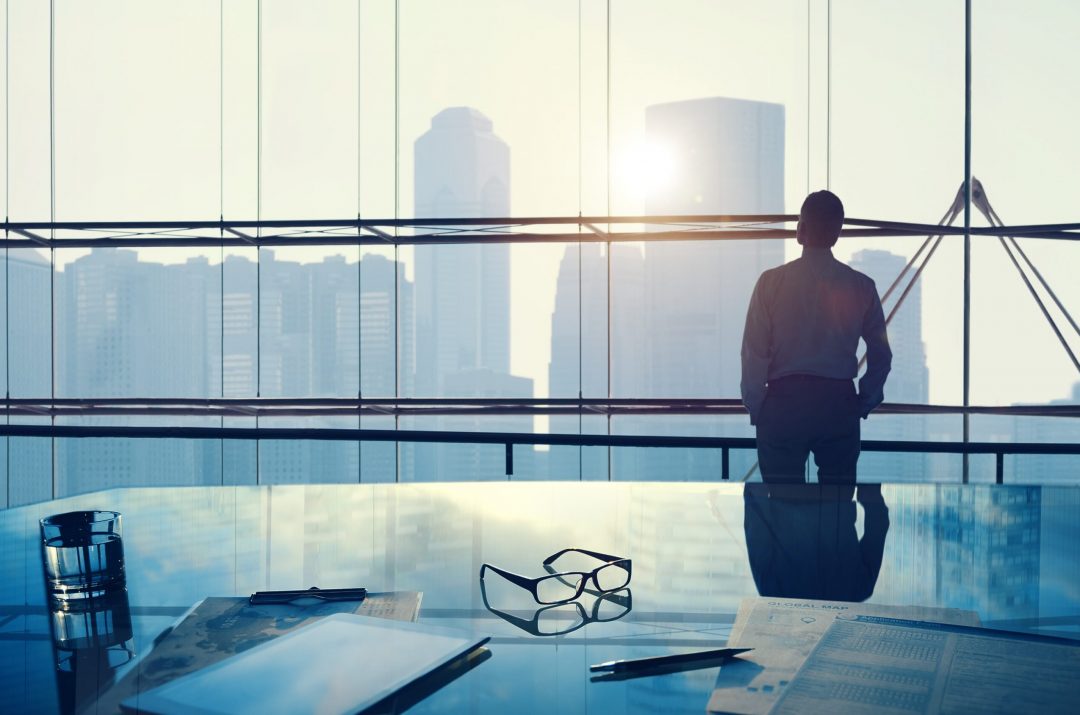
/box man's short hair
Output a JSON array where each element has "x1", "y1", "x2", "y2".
[{"x1": 798, "y1": 190, "x2": 845, "y2": 248}]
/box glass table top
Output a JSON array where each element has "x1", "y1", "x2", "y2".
[{"x1": 1, "y1": 482, "x2": 1078, "y2": 714}]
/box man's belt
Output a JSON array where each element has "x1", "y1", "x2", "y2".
[{"x1": 768, "y1": 373, "x2": 852, "y2": 386}]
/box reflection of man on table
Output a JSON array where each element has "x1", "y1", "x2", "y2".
[
  {"x1": 740, "y1": 190, "x2": 892, "y2": 483},
  {"x1": 743, "y1": 483, "x2": 890, "y2": 602}
]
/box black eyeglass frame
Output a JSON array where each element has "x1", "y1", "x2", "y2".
[{"x1": 479, "y1": 548, "x2": 632, "y2": 605}]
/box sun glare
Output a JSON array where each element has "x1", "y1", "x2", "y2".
[{"x1": 616, "y1": 139, "x2": 677, "y2": 202}]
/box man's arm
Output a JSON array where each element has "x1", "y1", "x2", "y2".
[
  {"x1": 740, "y1": 275, "x2": 771, "y2": 425},
  {"x1": 857, "y1": 280, "x2": 892, "y2": 418}
]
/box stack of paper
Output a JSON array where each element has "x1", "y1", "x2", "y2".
[
  {"x1": 770, "y1": 615, "x2": 1080, "y2": 714},
  {"x1": 707, "y1": 597, "x2": 980, "y2": 714}
]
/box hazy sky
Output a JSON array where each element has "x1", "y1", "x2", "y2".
[{"x1": 1, "y1": 0, "x2": 1077, "y2": 409}]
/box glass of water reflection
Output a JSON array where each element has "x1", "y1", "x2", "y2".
[{"x1": 40, "y1": 511, "x2": 126, "y2": 603}]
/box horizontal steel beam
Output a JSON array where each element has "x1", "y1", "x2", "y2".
[
  {"x1": 3, "y1": 398, "x2": 1078, "y2": 419},
  {"x1": 1, "y1": 424, "x2": 1078, "y2": 456},
  {"x1": 1, "y1": 215, "x2": 1076, "y2": 249}
]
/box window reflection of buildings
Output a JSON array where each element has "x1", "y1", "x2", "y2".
[
  {"x1": 936, "y1": 486, "x2": 1040, "y2": 622},
  {"x1": 878, "y1": 485, "x2": 1041, "y2": 623}
]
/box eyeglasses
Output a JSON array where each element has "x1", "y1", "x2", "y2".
[
  {"x1": 480, "y1": 578, "x2": 632, "y2": 637},
  {"x1": 479, "y1": 548, "x2": 632, "y2": 605}
]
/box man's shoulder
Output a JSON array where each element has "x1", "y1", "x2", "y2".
[
  {"x1": 758, "y1": 261, "x2": 793, "y2": 282},
  {"x1": 842, "y1": 263, "x2": 878, "y2": 291}
]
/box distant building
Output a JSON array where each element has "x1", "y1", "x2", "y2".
[
  {"x1": 4, "y1": 249, "x2": 53, "y2": 506},
  {"x1": 636, "y1": 97, "x2": 785, "y2": 479},
  {"x1": 547, "y1": 243, "x2": 644, "y2": 479},
  {"x1": 55, "y1": 250, "x2": 218, "y2": 496},
  {"x1": 643, "y1": 97, "x2": 785, "y2": 396},
  {"x1": 413, "y1": 107, "x2": 512, "y2": 396},
  {"x1": 411, "y1": 107, "x2": 531, "y2": 481}
]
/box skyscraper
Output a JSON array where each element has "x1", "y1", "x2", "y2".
[
  {"x1": 630, "y1": 97, "x2": 785, "y2": 479},
  {"x1": 643, "y1": 97, "x2": 786, "y2": 398},
  {"x1": 413, "y1": 107, "x2": 512, "y2": 396},
  {"x1": 411, "y1": 107, "x2": 531, "y2": 480}
]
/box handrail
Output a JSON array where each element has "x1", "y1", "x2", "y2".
[{"x1": 2, "y1": 423, "x2": 1076, "y2": 484}]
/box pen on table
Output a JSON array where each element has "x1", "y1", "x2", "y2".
[{"x1": 590, "y1": 647, "x2": 753, "y2": 673}]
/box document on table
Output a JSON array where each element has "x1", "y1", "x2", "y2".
[
  {"x1": 771, "y1": 615, "x2": 1080, "y2": 715},
  {"x1": 707, "y1": 598, "x2": 980, "y2": 714}
]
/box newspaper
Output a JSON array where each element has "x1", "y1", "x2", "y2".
[
  {"x1": 772, "y1": 615, "x2": 1080, "y2": 714},
  {"x1": 707, "y1": 597, "x2": 980, "y2": 714}
]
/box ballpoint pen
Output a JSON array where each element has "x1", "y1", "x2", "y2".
[
  {"x1": 248, "y1": 586, "x2": 367, "y2": 605},
  {"x1": 590, "y1": 647, "x2": 753, "y2": 673}
]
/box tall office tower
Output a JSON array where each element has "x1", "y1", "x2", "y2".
[
  {"x1": 412, "y1": 107, "x2": 530, "y2": 481},
  {"x1": 414, "y1": 107, "x2": 511, "y2": 396},
  {"x1": 548, "y1": 243, "x2": 645, "y2": 479},
  {"x1": 638, "y1": 97, "x2": 785, "y2": 479},
  {"x1": 850, "y1": 249, "x2": 930, "y2": 481},
  {"x1": 3, "y1": 250, "x2": 53, "y2": 506}
]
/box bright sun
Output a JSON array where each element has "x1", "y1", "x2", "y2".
[{"x1": 616, "y1": 139, "x2": 677, "y2": 203}]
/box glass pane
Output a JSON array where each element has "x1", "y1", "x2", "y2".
[
  {"x1": 831, "y1": 0, "x2": 964, "y2": 419},
  {"x1": 970, "y1": 4, "x2": 1079, "y2": 425},
  {"x1": 54, "y1": 0, "x2": 219, "y2": 221}
]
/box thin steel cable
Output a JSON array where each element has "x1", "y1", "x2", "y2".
[
  {"x1": 4, "y1": 0, "x2": 8, "y2": 506},
  {"x1": 577, "y1": 0, "x2": 583, "y2": 480},
  {"x1": 1007, "y1": 236, "x2": 1080, "y2": 339},
  {"x1": 859, "y1": 202, "x2": 961, "y2": 370},
  {"x1": 880, "y1": 234, "x2": 933, "y2": 305},
  {"x1": 978, "y1": 196, "x2": 1080, "y2": 342},
  {"x1": 255, "y1": 0, "x2": 261, "y2": 484},
  {"x1": 806, "y1": 0, "x2": 810, "y2": 194},
  {"x1": 393, "y1": 0, "x2": 399, "y2": 483},
  {"x1": 883, "y1": 235, "x2": 944, "y2": 331},
  {"x1": 826, "y1": 0, "x2": 831, "y2": 189},
  {"x1": 974, "y1": 185, "x2": 1080, "y2": 355},
  {"x1": 962, "y1": 0, "x2": 973, "y2": 483},
  {"x1": 219, "y1": 0, "x2": 225, "y2": 485},
  {"x1": 362, "y1": 0, "x2": 367, "y2": 483},
  {"x1": 49, "y1": 0, "x2": 55, "y2": 498},
  {"x1": 997, "y1": 236, "x2": 1080, "y2": 374},
  {"x1": 880, "y1": 202, "x2": 956, "y2": 304},
  {"x1": 605, "y1": 0, "x2": 611, "y2": 481}
]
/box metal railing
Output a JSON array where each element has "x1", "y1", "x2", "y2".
[{"x1": 3, "y1": 420, "x2": 1078, "y2": 485}]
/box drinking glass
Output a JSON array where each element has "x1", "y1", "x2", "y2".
[{"x1": 40, "y1": 511, "x2": 126, "y2": 603}]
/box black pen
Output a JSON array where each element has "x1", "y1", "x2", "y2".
[{"x1": 590, "y1": 647, "x2": 752, "y2": 673}]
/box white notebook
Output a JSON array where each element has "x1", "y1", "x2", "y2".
[{"x1": 121, "y1": 613, "x2": 489, "y2": 715}]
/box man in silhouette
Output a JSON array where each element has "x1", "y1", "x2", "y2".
[{"x1": 741, "y1": 190, "x2": 891, "y2": 483}]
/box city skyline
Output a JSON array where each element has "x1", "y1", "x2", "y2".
[{"x1": 2, "y1": 95, "x2": 1076, "y2": 496}]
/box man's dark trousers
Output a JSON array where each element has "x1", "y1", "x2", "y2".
[{"x1": 756, "y1": 375, "x2": 860, "y2": 484}]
